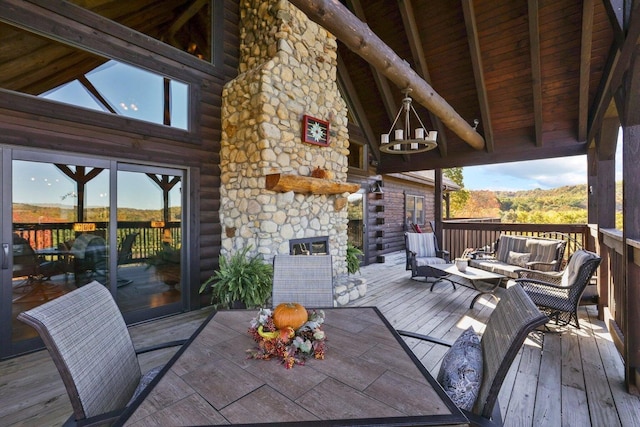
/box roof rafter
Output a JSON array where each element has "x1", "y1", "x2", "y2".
[
  {"x1": 461, "y1": 0, "x2": 493, "y2": 152},
  {"x1": 579, "y1": 0, "x2": 594, "y2": 142},
  {"x1": 397, "y1": 0, "x2": 448, "y2": 157},
  {"x1": 348, "y1": 0, "x2": 398, "y2": 121},
  {"x1": 337, "y1": 55, "x2": 381, "y2": 161},
  {"x1": 289, "y1": 0, "x2": 485, "y2": 151},
  {"x1": 527, "y1": 0, "x2": 543, "y2": 147}
]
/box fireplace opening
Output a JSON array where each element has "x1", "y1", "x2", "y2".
[{"x1": 289, "y1": 236, "x2": 329, "y2": 255}]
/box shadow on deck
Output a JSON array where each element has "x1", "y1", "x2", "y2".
[{"x1": 1, "y1": 251, "x2": 638, "y2": 426}]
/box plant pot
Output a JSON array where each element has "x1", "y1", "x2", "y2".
[{"x1": 455, "y1": 258, "x2": 468, "y2": 272}]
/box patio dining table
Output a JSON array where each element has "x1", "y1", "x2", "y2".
[{"x1": 116, "y1": 307, "x2": 469, "y2": 426}]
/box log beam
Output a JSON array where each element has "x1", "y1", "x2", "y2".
[
  {"x1": 265, "y1": 173, "x2": 360, "y2": 195},
  {"x1": 289, "y1": 0, "x2": 485, "y2": 151}
]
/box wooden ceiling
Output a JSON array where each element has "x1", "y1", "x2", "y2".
[
  {"x1": 0, "y1": 0, "x2": 627, "y2": 176},
  {"x1": 333, "y1": 0, "x2": 619, "y2": 174}
]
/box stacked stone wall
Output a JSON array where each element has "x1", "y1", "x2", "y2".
[{"x1": 220, "y1": 0, "x2": 351, "y2": 275}]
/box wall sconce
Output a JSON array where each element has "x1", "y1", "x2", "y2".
[{"x1": 370, "y1": 180, "x2": 384, "y2": 194}]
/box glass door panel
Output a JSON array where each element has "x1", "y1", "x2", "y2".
[
  {"x1": 116, "y1": 169, "x2": 182, "y2": 315},
  {"x1": 10, "y1": 159, "x2": 109, "y2": 344}
]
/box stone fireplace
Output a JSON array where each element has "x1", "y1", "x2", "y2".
[{"x1": 219, "y1": 0, "x2": 357, "y2": 277}]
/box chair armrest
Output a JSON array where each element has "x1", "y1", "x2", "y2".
[
  {"x1": 526, "y1": 260, "x2": 559, "y2": 270},
  {"x1": 135, "y1": 339, "x2": 187, "y2": 355},
  {"x1": 437, "y1": 250, "x2": 450, "y2": 263},
  {"x1": 515, "y1": 278, "x2": 571, "y2": 292},
  {"x1": 397, "y1": 330, "x2": 452, "y2": 347},
  {"x1": 516, "y1": 269, "x2": 562, "y2": 284}
]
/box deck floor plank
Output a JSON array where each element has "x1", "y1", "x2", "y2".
[{"x1": 1, "y1": 251, "x2": 638, "y2": 427}]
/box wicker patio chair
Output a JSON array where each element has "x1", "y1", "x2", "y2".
[
  {"x1": 398, "y1": 285, "x2": 548, "y2": 426},
  {"x1": 17, "y1": 281, "x2": 186, "y2": 426},
  {"x1": 272, "y1": 254, "x2": 334, "y2": 308},
  {"x1": 515, "y1": 249, "x2": 601, "y2": 329},
  {"x1": 405, "y1": 232, "x2": 451, "y2": 283}
]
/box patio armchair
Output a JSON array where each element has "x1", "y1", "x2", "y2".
[
  {"x1": 272, "y1": 254, "x2": 334, "y2": 308},
  {"x1": 398, "y1": 285, "x2": 548, "y2": 426},
  {"x1": 405, "y1": 231, "x2": 450, "y2": 281},
  {"x1": 515, "y1": 249, "x2": 601, "y2": 329},
  {"x1": 17, "y1": 281, "x2": 186, "y2": 427}
]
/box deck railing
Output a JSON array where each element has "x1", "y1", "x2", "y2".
[
  {"x1": 441, "y1": 220, "x2": 590, "y2": 265},
  {"x1": 13, "y1": 221, "x2": 182, "y2": 261}
]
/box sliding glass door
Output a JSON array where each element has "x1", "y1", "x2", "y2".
[{"x1": 1, "y1": 149, "x2": 186, "y2": 358}]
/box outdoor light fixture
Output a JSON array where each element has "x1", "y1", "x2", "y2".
[{"x1": 380, "y1": 88, "x2": 438, "y2": 154}]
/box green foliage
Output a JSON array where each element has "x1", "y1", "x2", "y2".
[
  {"x1": 346, "y1": 243, "x2": 363, "y2": 274},
  {"x1": 444, "y1": 168, "x2": 470, "y2": 215},
  {"x1": 451, "y1": 183, "x2": 626, "y2": 226},
  {"x1": 199, "y1": 246, "x2": 273, "y2": 309}
]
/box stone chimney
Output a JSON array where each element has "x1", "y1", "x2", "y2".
[{"x1": 219, "y1": 0, "x2": 354, "y2": 275}]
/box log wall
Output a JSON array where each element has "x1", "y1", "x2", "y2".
[{"x1": 0, "y1": 0, "x2": 240, "y2": 308}]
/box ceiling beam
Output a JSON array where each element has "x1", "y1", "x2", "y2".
[
  {"x1": 348, "y1": 0, "x2": 398, "y2": 121},
  {"x1": 289, "y1": 0, "x2": 486, "y2": 151},
  {"x1": 337, "y1": 55, "x2": 380, "y2": 161},
  {"x1": 579, "y1": 0, "x2": 594, "y2": 142},
  {"x1": 397, "y1": 0, "x2": 448, "y2": 157},
  {"x1": 588, "y1": 1, "x2": 640, "y2": 143},
  {"x1": 527, "y1": 0, "x2": 543, "y2": 147},
  {"x1": 461, "y1": 0, "x2": 493, "y2": 152}
]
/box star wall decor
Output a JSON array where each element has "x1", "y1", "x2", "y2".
[{"x1": 302, "y1": 115, "x2": 329, "y2": 146}]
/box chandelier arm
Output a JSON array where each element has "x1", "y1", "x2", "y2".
[
  {"x1": 387, "y1": 106, "x2": 405, "y2": 134},
  {"x1": 410, "y1": 104, "x2": 428, "y2": 132}
]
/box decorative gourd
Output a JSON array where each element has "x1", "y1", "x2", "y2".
[{"x1": 273, "y1": 303, "x2": 308, "y2": 330}]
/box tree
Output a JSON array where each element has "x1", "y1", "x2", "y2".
[{"x1": 443, "y1": 167, "x2": 469, "y2": 217}]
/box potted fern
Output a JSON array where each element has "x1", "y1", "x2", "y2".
[
  {"x1": 199, "y1": 246, "x2": 273, "y2": 309},
  {"x1": 346, "y1": 243, "x2": 363, "y2": 274}
]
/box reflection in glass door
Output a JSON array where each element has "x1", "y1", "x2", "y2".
[
  {"x1": 9, "y1": 158, "x2": 109, "y2": 349},
  {"x1": 2, "y1": 151, "x2": 186, "y2": 358},
  {"x1": 116, "y1": 168, "x2": 183, "y2": 317}
]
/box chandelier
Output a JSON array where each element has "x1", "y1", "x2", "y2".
[{"x1": 380, "y1": 88, "x2": 438, "y2": 154}]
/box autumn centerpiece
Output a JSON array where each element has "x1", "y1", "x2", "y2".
[{"x1": 248, "y1": 303, "x2": 326, "y2": 368}]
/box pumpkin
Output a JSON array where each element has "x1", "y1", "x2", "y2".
[{"x1": 273, "y1": 303, "x2": 308, "y2": 330}]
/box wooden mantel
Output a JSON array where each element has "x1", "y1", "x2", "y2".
[{"x1": 265, "y1": 173, "x2": 360, "y2": 195}]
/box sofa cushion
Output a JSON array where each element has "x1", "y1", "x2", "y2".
[
  {"x1": 495, "y1": 235, "x2": 527, "y2": 263},
  {"x1": 526, "y1": 239, "x2": 562, "y2": 271},
  {"x1": 507, "y1": 251, "x2": 531, "y2": 268},
  {"x1": 437, "y1": 327, "x2": 483, "y2": 411}
]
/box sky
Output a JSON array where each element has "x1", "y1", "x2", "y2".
[{"x1": 462, "y1": 130, "x2": 624, "y2": 191}]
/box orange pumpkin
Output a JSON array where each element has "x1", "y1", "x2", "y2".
[{"x1": 273, "y1": 303, "x2": 308, "y2": 330}]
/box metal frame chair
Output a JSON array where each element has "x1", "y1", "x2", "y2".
[
  {"x1": 272, "y1": 254, "x2": 334, "y2": 308},
  {"x1": 398, "y1": 285, "x2": 548, "y2": 426},
  {"x1": 17, "y1": 281, "x2": 185, "y2": 426},
  {"x1": 405, "y1": 231, "x2": 450, "y2": 281},
  {"x1": 515, "y1": 249, "x2": 601, "y2": 328}
]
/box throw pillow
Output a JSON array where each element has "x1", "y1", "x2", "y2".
[
  {"x1": 437, "y1": 326, "x2": 483, "y2": 411},
  {"x1": 508, "y1": 251, "x2": 531, "y2": 268}
]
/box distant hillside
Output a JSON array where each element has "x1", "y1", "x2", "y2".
[{"x1": 451, "y1": 183, "x2": 623, "y2": 227}]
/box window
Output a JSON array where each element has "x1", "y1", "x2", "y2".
[
  {"x1": 406, "y1": 194, "x2": 425, "y2": 226},
  {"x1": 0, "y1": 21, "x2": 189, "y2": 130}
]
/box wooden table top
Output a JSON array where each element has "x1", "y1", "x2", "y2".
[{"x1": 117, "y1": 307, "x2": 469, "y2": 426}]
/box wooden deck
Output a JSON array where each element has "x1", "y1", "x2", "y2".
[{"x1": 1, "y1": 251, "x2": 639, "y2": 426}]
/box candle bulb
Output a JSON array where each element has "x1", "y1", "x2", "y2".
[
  {"x1": 394, "y1": 129, "x2": 403, "y2": 140},
  {"x1": 393, "y1": 144, "x2": 401, "y2": 151},
  {"x1": 411, "y1": 141, "x2": 418, "y2": 150},
  {"x1": 415, "y1": 128, "x2": 424, "y2": 139},
  {"x1": 381, "y1": 133, "x2": 389, "y2": 144},
  {"x1": 428, "y1": 131, "x2": 438, "y2": 141}
]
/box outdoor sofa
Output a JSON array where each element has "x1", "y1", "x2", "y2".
[{"x1": 469, "y1": 234, "x2": 566, "y2": 279}]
